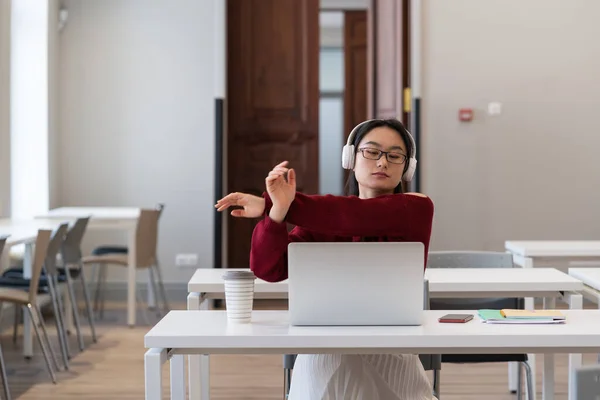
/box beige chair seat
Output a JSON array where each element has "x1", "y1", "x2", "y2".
[
  {"x1": 82, "y1": 254, "x2": 128, "y2": 266},
  {"x1": 0, "y1": 287, "x2": 29, "y2": 304}
]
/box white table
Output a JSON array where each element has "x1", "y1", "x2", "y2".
[
  {"x1": 145, "y1": 309, "x2": 600, "y2": 400},
  {"x1": 0, "y1": 218, "x2": 68, "y2": 357},
  {"x1": 505, "y1": 241, "x2": 600, "y2": 271},
  {"x1": 569, "y1": 268, "x2": 600, "y2": 306},
  {"x1": 187, "y1": 267, "x2": 584, "y2": 400},
  {"x1": 36, "y1": 207, "x2": 141, "y2": 326},
  {"x1": 187, "y1": 266, "x2": 584, "y2": 300}
]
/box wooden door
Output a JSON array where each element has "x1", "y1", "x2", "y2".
[{"x1": 226, "y1": 0, "x2": 320, "y2": 269}]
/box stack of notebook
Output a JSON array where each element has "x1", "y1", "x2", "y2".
[{"x1": 478, "y1": 309, "x2": 566, "y2": 324}]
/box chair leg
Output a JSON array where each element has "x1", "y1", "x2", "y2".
[
  {"x1": 32, "y1": 305, "x2": 60, "y2": 373},
  {"x1": 53, "y1": 276, "x2": 72, "y2": 356},
  {"x1": 135, "y1": 283, "x2": 150, "y2": 326},
  {"x1": 153, "y1": 261, "x2": 170, "y2": 313},
  {"x1": 27, "y1": 305, "x2": 57, "y2": 383},
  {"x1": 282, "y1": 354, "x2": 296, "y2": 398},
  {"x1": 99, "y1": 264, "x2": 108, "y2": 319},
  {"x1": 91, "y1": 263, "x2": 99, "y2": 313},
  {"x1": 47, "y1": 277, "x2": 70, "y2": 370},
  {"x1": 12, "y1": 306, "x2": 20, "y2": 345},
  {"x1": 0, "y1": 341, "x2": 11, "y2": 400},
  {"x1": 283, "y1": 367, "x2": 292, "y2": 399},
  {"x1": 93, "y1": 263, "x2": 104, "y2": 318},
  {"x1": 148, "y1": 267, "x2": 162, "y2": 318},
  {"x1": 65, "y1": 268, "x2": 85, "y2": 351},
  {"x1": 522, "y1": 361, "x2": 534, "y2": 400},
  {"x1": 433, "y1": 369, "x2": 440, "y2": 399},
  {"x1": 78, "y1": 262, "x2": 97, "y2": 343},
  {"x1": 517, "y1": 362, "x2": 523, "y2": 400}
]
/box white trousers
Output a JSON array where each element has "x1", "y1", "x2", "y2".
[{"x1": 288, "y1": 354, "x2": 436, "y2": 400}]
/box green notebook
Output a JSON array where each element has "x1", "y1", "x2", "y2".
[{"x1": 477, "y1": 309, "x2": 504, "y2": 321}]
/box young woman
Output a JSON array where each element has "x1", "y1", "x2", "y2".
[{"x1": 216, "y1": 119, "x2": 436, "y2": 400}]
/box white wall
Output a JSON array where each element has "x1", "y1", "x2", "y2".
[
  {"x1": 422, "y1": 0, "x2": 600, "y2": 251},
  {"x1": 58, "y1": 0, "x2": 216, "y2": 283},
  {"x1": 48, "y1": 0, "x2": 60, "y2": 208},
  {"x1": 0, "y1": 0, "x2": 10, "y2": 217}
]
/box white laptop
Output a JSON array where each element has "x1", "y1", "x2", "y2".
[{"x1": 287, "y1": 242, "x2": 425, "y2": 326}]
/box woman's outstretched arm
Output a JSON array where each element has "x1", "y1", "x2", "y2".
[{"x1": 263, "y1": 191, "x2": 434, "y2": 242}]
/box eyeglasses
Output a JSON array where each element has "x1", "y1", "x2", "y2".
[{"x1": 358, "y1": 147, "x2": 407, "y2": 165}]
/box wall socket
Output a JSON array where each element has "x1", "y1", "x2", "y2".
[{"x1": 175, "y1": 253, "x2": 198, "y2": 267}]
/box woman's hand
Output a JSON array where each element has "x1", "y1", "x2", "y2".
[
  {"x1": 215, "y1": 192, "x2": 266, "y2": 218},
  {"x1": 266, "y1": 161, "x2": 296, "y2": 223}
]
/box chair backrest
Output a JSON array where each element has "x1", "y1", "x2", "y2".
[
  {"x1": 135, "y1": 209, "x2": 161, "y2": 268},
  {"x1": 43, "y1": 223, "x2": 69, "y2": 276},
  {"x1": 61, "y1": 217, "x2": 90, "y2": 264},
  {"x1": 427, "y1": 251, "x2": 514, "y2": 269},
  {"x1": 427, "y1": 251, "x2": 522, "y2": 310},
  {"x1": 28, "y1": 230, "x2": 52, "y2": 304},
  {"x1": 0, "y1": 235, "x2": 8, "y2": 259}
]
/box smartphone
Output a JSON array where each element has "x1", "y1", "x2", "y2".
[{"x1": 438, "y1": 313, "x2": 474, "y2": 323}]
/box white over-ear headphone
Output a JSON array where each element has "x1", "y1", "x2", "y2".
[{"x1": 341, "y1": 119, "x2": 417, "y2": 182}]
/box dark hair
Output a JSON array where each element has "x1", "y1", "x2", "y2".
[{"x1": 344, "y1": 118, "x2": 414, "y2": 196}]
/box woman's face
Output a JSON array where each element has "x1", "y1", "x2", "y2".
[{"x1": 353, "y1": 126, "x2": 408, "y2": 197}]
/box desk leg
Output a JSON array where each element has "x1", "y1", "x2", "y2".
[
  {"x1": 507, "y1": 253, "x2": 530, "y2": 395},
  {"x1": 516, "y1": 256, "x2": 537, "y2": 400},
  {"x1": 145, "y1": 348, "x2": 167, "y2": 400},
  {"x1": 542, "y1": 297, "x2": 556, "y2": 400},
  {"x1": 127, "y1": 228, "x2": 137, "y2": 327},
  {"x1": 23, "y1": 243, "x2": 33, "y2": 358},
  {"x1": 171, "y1": 354, "x2": 185, "y2": 400},
  {"x1": 188, "y1": 292, "x2": 210, "y2": 400},
  {"x1": 565, "y1": 292, "x2": 583, "y2": 400}
]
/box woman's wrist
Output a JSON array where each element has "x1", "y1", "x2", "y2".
[{"x1": 269, "y1": 205, "x2": 289, "y2": 223}]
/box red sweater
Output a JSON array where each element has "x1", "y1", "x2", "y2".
[{"x1": 249, "y1": 192, "x2": 435, "y2": 283}]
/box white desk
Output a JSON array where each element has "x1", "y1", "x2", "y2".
[
  {"x1": 569, "y1": 268, "x2": 600, "y2": 305},
  {"x1": 188, "y1": 267, "x2": 583, "y2": 300},
  {"x1": 505, "y1": 241, "x2": 600, "y2": 270},
  {"x1": 0, "y1": 218, "x2": 68, "y2": 358},
  {"x1": 145, "y1": 309, "x2": 600, "y2": 400},
  {"x1": 37, "y1": 207, "x2": 141, "y2": 326},
  {"x1": 187, "y1": 267, "x2": 584, "y2": 400}
]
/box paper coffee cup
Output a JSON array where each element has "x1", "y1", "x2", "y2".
[{"x1": 223, "y1": 270, "x2": 256, "y2": 323}]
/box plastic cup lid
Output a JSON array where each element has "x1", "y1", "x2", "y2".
[{"x1": 222, "y1": 270, "x2": 256, "y2": 281}]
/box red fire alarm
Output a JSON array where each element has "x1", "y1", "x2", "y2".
[{"x1": 459, "y1": 108, "x2": 473, "y2": 122}]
